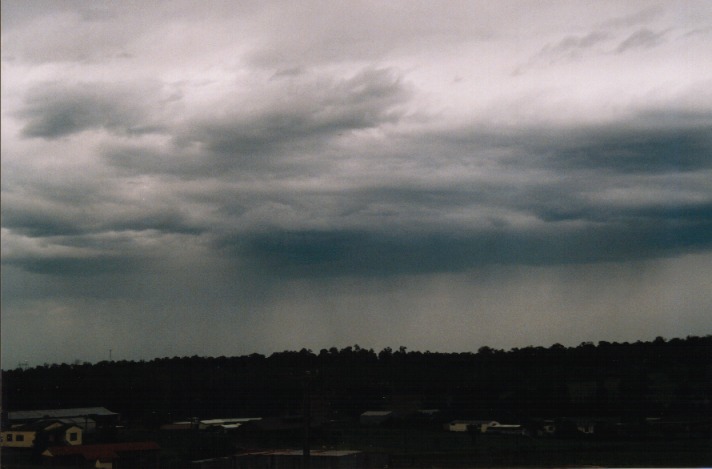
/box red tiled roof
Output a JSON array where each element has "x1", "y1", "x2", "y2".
[{"x1": 44, "y1": 442, "x2": 160, "y2": 460}]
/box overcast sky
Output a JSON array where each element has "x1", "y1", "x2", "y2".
[{"x1": 2, "y1": 1, "x2": 711, "y2": 367}]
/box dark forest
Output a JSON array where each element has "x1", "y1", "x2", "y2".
[{"x1": 4, "y1": 336, "x2": 711, "y2": 426}]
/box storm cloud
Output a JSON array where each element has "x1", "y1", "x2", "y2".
[{"x1": 2, "y1": 0, "x2": 711, "y2": 366}]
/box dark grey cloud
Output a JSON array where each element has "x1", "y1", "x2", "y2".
[
  {"x1": 179, "y1": 68, "x2": 408, "y2": 155},
  {"x1": 6, "y1": 100, "x2": 711, "y2": 285},
  {"x1": 17, "y1": 82, "x2": 163, "y2": 139},
  {"x1": 519, "y1": 122, "x2": 712, "y2": 174},
  {"x1": 12, "y1": 103, "x2": 707, "y2": 281},
  {"x1": 102, "y1": 67, "x2": 410, "y2": 180},
  {"x1": 536, "y1": 31, "x2": 610, "y2": 63},
  {"x1": 1, "y1": 189, "x2": 202, "y2": 239},
  {"x1": 222, "y1": 205, "x2": 712, "y2": 277},
  {"x1": 202, "y1": 112, "x2": 711, "y2": 276},
  {"x1": 615, "y1": 28, "x2": 668, "y2": 53},
  {"x1": 514, "y1": 4, "x2": 687, "y2": 75},
  {"x1": 553, "y1": 31, "x2": 609, "y2": 51},
  {"x1": 1, "y1": 205, "x2": 86, "y2": 237}
]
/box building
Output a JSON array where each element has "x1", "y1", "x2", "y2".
[
  {"x1": 8, "y1": 407, "x2": 118, "y2": 433},
  {"x1": 484, "y1": 422, "x2": 525, "y2": 436},
  {"x1": 199, "y1": 417, "x2": 262, "y2": 431},
  {"x1": 1, "y1": 425, "x2": 37, "y2": 448},
  {"x1": 1, "y1": 420, "x2": 82, "y2": 449},
  {"x1": 42, "y1": 441, "x2": 160, "y2": 468}
]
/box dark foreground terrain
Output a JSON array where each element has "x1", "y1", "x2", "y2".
[{"x1": 2, "y1": 335, "x2": 711, "y2": 467}]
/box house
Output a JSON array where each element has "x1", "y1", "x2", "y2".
[
  {"x1": 42, "y1": 441, "x2": 160, "y2": 468},
  {"x1": 1, "y1": 425, "x2": 36, "y2": 448},
  {"x1": 1, "y1": 420, "x2": 82, "y2": 449},
  {"x1": 359, "y1": 410, "x2": 394, "y2": 425}
]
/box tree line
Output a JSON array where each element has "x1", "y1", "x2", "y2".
[{"x1": 3, "y1": 336, "x2": 710, "y2": 426}]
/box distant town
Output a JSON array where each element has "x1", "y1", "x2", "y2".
[{"x1": 2, "y1": 335, "x2": 711, "y2": 468}]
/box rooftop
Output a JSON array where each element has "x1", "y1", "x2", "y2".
[
  {"x1": 9, "y1": 407, "x2": 117, "y2": 420},
  {"x1": 200, "y1": 417, "x2": 262, "y2": 425},
  {"x1": 11, "y1": 420, "x2": 81, "y2": 432}
]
